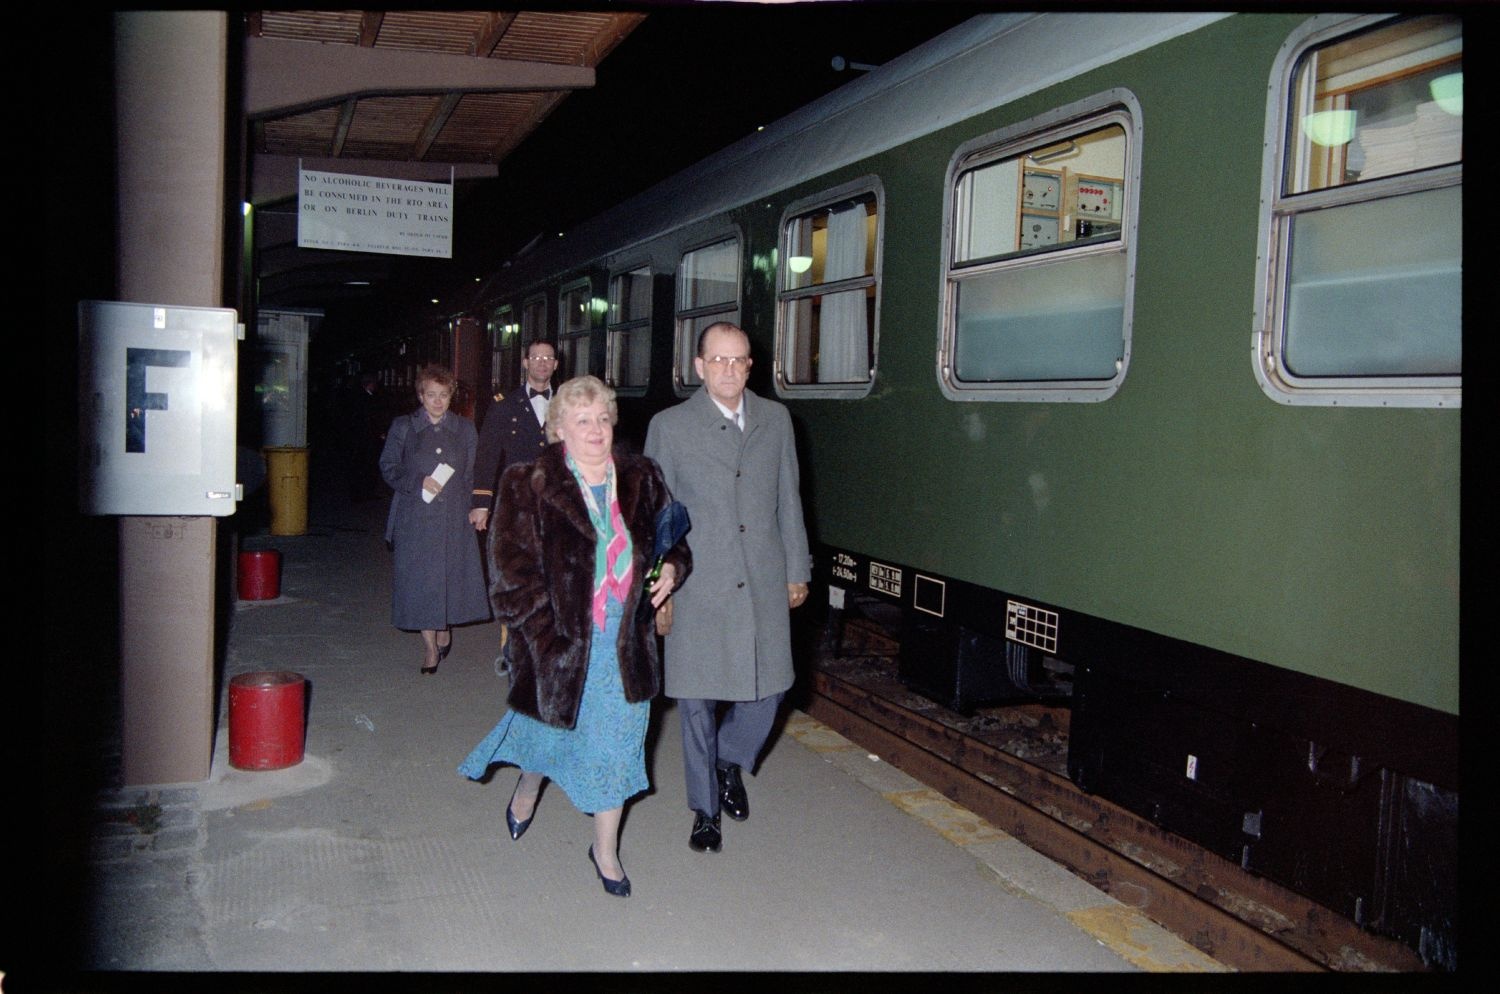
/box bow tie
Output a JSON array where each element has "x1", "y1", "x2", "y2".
[{"x1": 528, "y1": 387, "x2": 551, "y2": 399}]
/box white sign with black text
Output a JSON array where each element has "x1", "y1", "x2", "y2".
[{"x1": 297, "y1": 169, "x2": 453, "y2": 259}]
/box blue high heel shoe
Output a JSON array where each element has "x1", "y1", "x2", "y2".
[
  {"x1": 506, "y1": 783, "x2": 534, "y2": 841},
  {"x1": 588, "y1": 846, "x2": 631, "y2": 898}
]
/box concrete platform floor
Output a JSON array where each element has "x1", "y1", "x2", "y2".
[{"x1": 33, "y1": 479, "x2": 1228, "y2": 985}]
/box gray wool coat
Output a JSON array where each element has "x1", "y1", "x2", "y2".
[
  {"x1": 380, "y1": 408, "x2": 492, "y2": 631},
  {"x1": 644, "y1": 388, "x2": 811, "y2": 702}
]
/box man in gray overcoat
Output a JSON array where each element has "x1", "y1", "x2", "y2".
[{"x1": 644, "y1": 322, "x2": 811, "y2": 853}]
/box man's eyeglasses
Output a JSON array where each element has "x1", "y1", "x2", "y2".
[
  {"x1": 704, "y1": 355, "x2": 752, "y2": 371},
  {"x1": 526, "y1": 354, "x2": 556, "y2": 363}
]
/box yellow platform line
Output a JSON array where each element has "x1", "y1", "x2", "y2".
[
  {"x1": 785, "y1": 709, "x2": 1230, "y2": 973},
  {"x1": 883, "y1": 787, "x2": 1009, "y2": 846}
]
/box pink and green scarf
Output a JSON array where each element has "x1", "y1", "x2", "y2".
[{"x1": 566, "y1": 452, "x2": 634, "y2": 631}]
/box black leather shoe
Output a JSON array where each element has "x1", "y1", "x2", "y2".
[
  {"x1": 717, "y1": 764, "x2": 749, "y2": 822},
  {"x1": 689, "y1": 811, "x2": 722, "y2": 852}
]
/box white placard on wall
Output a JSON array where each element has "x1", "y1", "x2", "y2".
[{"x1": 297, "y1": 168, "x2": 453, "y2": 259}]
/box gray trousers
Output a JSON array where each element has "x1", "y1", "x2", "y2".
[{"x1": 678, "y1": 692, "x2": 784, "y2": 816}]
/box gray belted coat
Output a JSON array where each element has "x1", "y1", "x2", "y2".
[{"x1": 380, "y1": 408, "x2": 491, "y2": 631}]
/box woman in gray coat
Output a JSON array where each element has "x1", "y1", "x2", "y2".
[{"x1": 380, "y1": 364, "x2": 491, "y2": 673}]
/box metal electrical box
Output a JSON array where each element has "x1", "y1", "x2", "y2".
[{"x1": 78, "y1": 300, "x2": 242, "y2": 516}]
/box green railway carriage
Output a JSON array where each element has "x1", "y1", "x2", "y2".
[{"x1": 371, "y1": 12, "x2": 1462, "y2": 967}]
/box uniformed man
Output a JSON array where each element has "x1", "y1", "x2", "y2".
[{"x1": 469, "y1": 340, "x2": 557, "y2": 531}]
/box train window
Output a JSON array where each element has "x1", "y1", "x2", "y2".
[
  {"x1": 607, "y1": 266, "x2": 652, "y2": 393},
  {"x1": 1254, "y1": 14, "x2": 1461, "y2": 407},
  {"x1": 558, "y1": 279, "x2": 595, "y2": 380},
  {"x1": 775, "y1": 178, "x2": 882, "y2": 398},
  {"x1": 940, "y1": 92, "x2": 1140, "y2": 402},
  {"x1": 520, "y1": 294, "x2": 546, "y2": 361},
  {"x1": 674, "y1": 235, "x2": 741, "y2": 394},
  {"x1": 487, "y1": 304, "x2": 519, "y2": 394}
]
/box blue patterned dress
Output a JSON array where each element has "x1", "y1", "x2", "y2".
[{"x1": 458, "y1": 483, "x2": 650, "y2": 814}]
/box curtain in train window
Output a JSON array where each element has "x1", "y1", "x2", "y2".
[
  {"x1": 608, "y1": 267, "x2": 652, "y2": 390},
  {"x1": 944, "y1": 112, "x2": 1133, "y2": 399},
  {"x1": 778, "y1": 187, "x2": 879, "y2": 393},
  {"x1": 1262, "y1": 15, "x2": 1461, "y2": 401},
  {"x1": 674, "y1": 237, "x2": 740, "y2": 391}
]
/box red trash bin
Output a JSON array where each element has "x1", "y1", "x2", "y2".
[
  {"x1": 228, "y1": 671, "x2": 306, "y2": 770},
  {"x1": 238, "y1": 550, "x2": 282, "y2": 600}
]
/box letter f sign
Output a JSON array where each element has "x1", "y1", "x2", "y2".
[{"x1": 125, "y1": 347, "x2": 191, "y2": 453}]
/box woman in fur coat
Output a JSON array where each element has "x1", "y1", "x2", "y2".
[{"x1": 458, "y1": 376, "x2": 690, "y2": 898}]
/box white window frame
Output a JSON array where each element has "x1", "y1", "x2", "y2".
[
  {"x1": 774, "y1": 176, "x2": 883, "y2": 399},
  {"x1": 606, "y1": 263, "x2": 653, "y2": 395},
  {"x1": 938, "y1": 89, "x2": 1142, "y2": 403},
  {"x1": 1251, "y1": 14, "x2": 1462, "y2": 409},
  {"x1": 673, "y1": 232, "x2": 742, "y2": 396}
]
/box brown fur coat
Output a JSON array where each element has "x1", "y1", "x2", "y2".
[{"x1": 490, "y1": 443, "x2": 691, "y2": 729}]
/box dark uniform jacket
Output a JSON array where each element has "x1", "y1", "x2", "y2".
[
  {"x1": 471, "y1": 388, "x2": 550, "y2": 512},
  {"x1": 491, "y1": 443, "x2": 692, "y2": 729}
]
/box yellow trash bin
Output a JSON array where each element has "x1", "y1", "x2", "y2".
[{"x1": 263, "y1": 446, "x2": 309, "y2": 536}]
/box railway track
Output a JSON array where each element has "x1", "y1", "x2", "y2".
[{"x1": 801, "y1": 624, "x2": 1430, "y2": 973}]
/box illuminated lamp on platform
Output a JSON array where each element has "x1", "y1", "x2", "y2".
[{"x1": 788, "y1": 255, "x2": 814, "y2": 274}]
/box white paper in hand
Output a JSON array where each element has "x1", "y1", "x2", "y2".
[{"x1": 422, "y1": 462, "x2": 455, "y2": 503}]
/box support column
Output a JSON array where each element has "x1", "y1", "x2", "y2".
[{"x1": 114, "y1": 11, "x2": 229, "y2": 784}]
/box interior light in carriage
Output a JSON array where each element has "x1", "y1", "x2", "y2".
[
  {"x1": 1300, "y1": 109, "x2": 1357, "y2": 147},
  {"x1": 788, "y1": 255, "x2": 814, "y2": 274},
  {"x1": 1028, "y1": 140, "x2": 1078, "y2": 164},
  {"x1": 1430, "y1": 72, "x2": 1462, "y2": 115}
]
